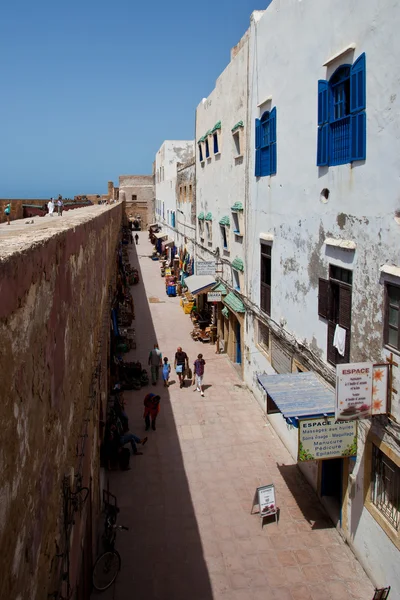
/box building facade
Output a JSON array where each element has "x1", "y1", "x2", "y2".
[
  {"x1": 155, "y1": 140, "x2": 194, "y2": 245},
  {"x1": 176, "y1": 157, "x2": 196, "y2": 257},
  {"x1": 195, "y1": 25, "x2": 257, "y2": 369},
  {"x1": 119, "y1": 175, "x2": 154, "y2": 229}
]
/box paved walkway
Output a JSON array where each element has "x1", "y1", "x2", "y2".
[{"x1": 97, "y1": 232, "x2": 374, "y2": 600}]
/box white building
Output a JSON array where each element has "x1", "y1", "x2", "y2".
[
  {"x1": 240, "y1": 0, "x2": 400, "y2": 594},
  {"x1": 155, "y1": 140, "x2": 194, "y2": 249},
  {"x1": 176, "y1": 157, "x2": 196, "y2": 259},
  {"x1": 195, "y1": 25, "x2": 257, "y2": 368}
]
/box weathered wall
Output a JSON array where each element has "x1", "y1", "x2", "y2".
[
  {"x1": 176, "y1": 158, "x2": 196, "y2": 255},
  {"x1": 119, "y1": 174, "x2": 154, "y2": 228},
  {"x1": 0, "y1": 204, "x2": 122, "y2": 599}
]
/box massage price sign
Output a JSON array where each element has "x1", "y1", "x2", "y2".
[
  {"x1": 298, "y1": 417, "x2": 357, "y2": 461},
  {"x1": 336, "y1": 362, "x2": 373, "y2": 421}
]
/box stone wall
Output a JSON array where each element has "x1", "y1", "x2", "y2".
[
  {"x1": 0, "y1": 204, "x2": 123, "y2": 599},
  {"x1": 119, "y1": 175, "x2": 154, "y2": 229},
  {"x1": 0, "y1": 199, "x2": 91, "y2": 223}
]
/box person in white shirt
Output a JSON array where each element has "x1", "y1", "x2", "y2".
[{"x1": 47, "y1": 198, "x2": 54, "y2": 216}]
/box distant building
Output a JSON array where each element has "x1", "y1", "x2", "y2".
[{"x1": 119, "y1": 175, "x2": 154, "y2": 229}]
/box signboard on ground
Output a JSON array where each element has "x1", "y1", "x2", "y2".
[
  {"x1": 251, "y1": 484, "x2": 278, "y2": 527},
  {"x1": 196, "y1": 261, "x2": 216, "y2": 276},
  {"x1": 298, "y1": 417, "x2": 357, "y2": 461},
  {"x1": 207, "y1": 291, "x2": 222, "y2": 302},
  {"x1": 336, "y1": 362, "x2": 373, "y2": 421}
]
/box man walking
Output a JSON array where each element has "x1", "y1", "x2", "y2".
[
  {"x1": 48, "y1": 198, "x2": 55, "y2": 216},
  {"x1": 148, "y1": 343, "x2": 162, "y2": 385},
  {"x1": 174, "y1": 346, "x2": 189, "y2": 389},
  {"x1": 57, "y1": 197, "x2": 63, "y2": 216},
  {"x1": 135, "y1": 233, "x2": 139, "y2": 245},
  {"x1": 4, "y1": 202, "x2": 11, "y2": 225},
  {"x1": 192, "y1": 353, "x2": 206, "y2": 396},
  {"x1": 143, "y1": 393, "x2": 161, "y2": 431}
]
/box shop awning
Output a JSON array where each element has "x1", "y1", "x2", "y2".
[
  {"x1": 223, "y1": 291, "x2": 245, "y2": 313},
  {"x1": 257, "y1": 372, "x2": 335, "y2": 419},
  {"x1": 232, "y1": 257, "x2": 244, "y2": 272},
  {"x1": 154, "y1": 232, "x2": 168, "y2": 240},
  {"x1": 185, "y1": 275, "x2": 216, "y2": 295},
  {"x1": 149, "y1": 223, "x2": 158, "y2": 228},
  {"x1": 163, "y1": 238, "x2": 174, "y2": 247},
  {"x1": 222, "y1": 307, "x2": 229, "y2": 319},
  {"x1": 212, "y1": 281, "x2": 227, "y2": 294}
]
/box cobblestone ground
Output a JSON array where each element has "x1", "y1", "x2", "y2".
[{"x1": 95, "y1": 232, "x2": 374, "y2": 600}]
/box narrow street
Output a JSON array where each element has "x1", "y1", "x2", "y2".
[{"x1": 98, "y1": 231, "x2": 375, "y2": 600}]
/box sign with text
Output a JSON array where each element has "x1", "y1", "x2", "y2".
[
  {"x1": 251, "y1": 484, "x2": 278, "y2": 527},
  {"x1": 372, "y1": 364, "x2": 389, "y2": 415},
  {"x1": 196, "y1": 261, "x2": 216, "y2": 276},
  {"x1": 336, "y1": 362, "x2": 373, "y2": 421},
  {"x1": 207, "y1": 291, "x2": 222, "y2": 302},
  {"x1": 298, "y1": 417, "x2": 357, "y2": 461}
]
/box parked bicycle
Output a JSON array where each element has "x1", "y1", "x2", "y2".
[{"x1": 92, "y1": 502, "x2": 128, "y2": 591}]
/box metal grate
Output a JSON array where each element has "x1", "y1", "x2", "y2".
[
  {"x1": 371, "y1": 445, "x2": 400, "y2": 531},
  {"x1": 330, "y1": 116, "x2": 351, "y2": 165}
]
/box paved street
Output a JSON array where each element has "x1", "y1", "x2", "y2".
[{"x1": 97, "y1": 231, "x2": 375, "y2": 600}]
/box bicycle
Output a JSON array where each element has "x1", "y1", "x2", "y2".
[{"x1": 92, "y1": 503, "x2": 129, "y2": 591}]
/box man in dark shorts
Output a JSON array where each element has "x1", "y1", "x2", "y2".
[{"x1": 174, "y1": 346, "x2": 189, "y2": 388}]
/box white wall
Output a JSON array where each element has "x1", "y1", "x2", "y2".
[
  {"x1": 155, "y1": 141, "x2": 194, "y2": 239},
  {"x1": 243, "y1": 0, "x2": 400, "y2": 593},
  {"x1": 195, "y1": 30, "x2": 250, "y2": 287}
]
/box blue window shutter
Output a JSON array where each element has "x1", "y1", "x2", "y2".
[
  {"x1": 318, "y1": 80, "x2": 329, "y2": 125},
  {"x1": 255, "y1": 118, "x2": 261, "y2": 176},
  {"x1": 269, "y1": 108, "x2": 277, "y2": 175},
  {"x1": 350, "y1": 53, "x2": 366, "y2": 113},
  {"x1": 351, "y1": 112, "x2": 366, "y2": 161},
  {"x1": 317, "y1": 123, "x2": 329, "y2": 166},
  {"x1": 260, "y1": 147, "x2": 270, "y2": 177},
  {"x1": 198, "y1": 144, "x2": 203, "y2": 162}
]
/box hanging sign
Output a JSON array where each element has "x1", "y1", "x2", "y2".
[
  {"x1": 298, "y1": 417, "x2": 357, "y2": 461},
  {"x1": 207, "y1": 291, "x2": 222, "y2": 302},
  {"x1": 196, "y1": 261, "x2": 216, "y2": 276},
  {"x1": 336, "y1": 362, "x2": 373, "y2": 421},
  {"x1": 251, "y1": 484, "x2": 278, "y2": 527},
  {"x1": 372, "y1": 364, "x2": 389, "y2": 415}
]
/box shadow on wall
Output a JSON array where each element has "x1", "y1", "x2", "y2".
[
  {"x1": 98, "y1": 241, "x2": 213, "y2": 600},
  {"x1": 277, "y1": 463, "x2": 334, "y2": 530}
]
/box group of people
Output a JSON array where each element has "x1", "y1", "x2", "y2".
[
  {"x1": 47, "y1": 196, "x2": 64, "y2": 216},
  {"x1": 148, "y1": 344, "x2": 206, "y2": 396}
]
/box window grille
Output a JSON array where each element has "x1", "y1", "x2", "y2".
[{"x1": 371, "y1": 445, "x2": 400, "y2": 531}]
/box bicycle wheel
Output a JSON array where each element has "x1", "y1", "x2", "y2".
[{"x1": 92, "y1": 550, "x2": 121, "y2": 591}]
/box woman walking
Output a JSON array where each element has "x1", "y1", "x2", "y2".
[{"x1": 144, "y1": 393, "x2": 161, "y2": 431}]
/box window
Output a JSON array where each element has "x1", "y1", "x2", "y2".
[
  {"x1": 131, "y1": 195, "x2": 137, "y2": 201},
  {"x1": 260, "y1": 243, "x2": 271, "y2": 315},
  {"x1": 372, "y1": 444, "x2": 400, "y2": 531},
  {"x1": 255, "y1": 107, "x2": 277, "y2": 177},
  {"x1": 206, "y1": 221, "x2": 212, "y2": 243},
  {"x1": 189, "y1": 185, "x2": 192, "y2": 203},
  {"x1": 205, "y1": 139, "x2": 210, "y2": 159},
  {"x1": 232, "y1": 212, "x2": 240, "y2": 234},
  {"x1": 198, "y1": 143, "x2": 204, "y2": 162},
  {"x1": 318, "y1": 265, "x2": 352, "y2": 365},
  {"x1": 317, "y1": 53, "x2": 366, "y2": 166},
  {"x1": 213, "y1": 132, "x2": 219, "y2": 154},
  {"x1": 184, "y1": 186, "x2": 187, "y2": 202},
  {"x1": 258, "y1": 321, "x2": 270, "y2": 353},
  {"x1": 167, "y1": 209, "x2": 170, "y2": 224},
  {"x1": 221, "y1": 226, "x2": 228, "y2": 250},
  {"x1": 384, "y1": 284, "x2": 400, "y2": 350},
  {"x1": 171, "y1": 211, "x2": 176, "y2": 228},
  {"x1": 233, "y1": 131, "x2": 241, "y2": 156},
  {"x1": 233, "y1": 269, "x2": 240, "y2": 291}
]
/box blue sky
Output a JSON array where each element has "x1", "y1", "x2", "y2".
[{"x1": 0, "y1": 0, "x2": 265, "y2": 198}]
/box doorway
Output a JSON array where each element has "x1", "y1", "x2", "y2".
[
  {"x1": 236, "y1": 320, "x2": 242, "y2": 364},
  {"x1": 321, "y1": 458, "x2": 343, "y2": 526}
]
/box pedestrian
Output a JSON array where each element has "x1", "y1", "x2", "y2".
[
  {"x1": 148, "y1": 343, "x2": 162, "y2": 385},
  {"x1": 111, "y1": 419, "x2": 148, "y2": 457},
  {"x1": 48, "y1": 198, "x2": 55, "y2": 216},
  {"x1": 192, "y1": 353, "x2": 206, "y2": 396},
  {"x1": 57, "y1": 198, "x2": 63, "y2": 216},
  {"x1": 174, "y1": 346, "x2": 189, "y2": 388},
  {"x1": 4, "y1": 202, "x2": 11, "y2": 225},
  {"x1": 143, "y1": 393, "x2": 161, "y2": 431},
  {"x1": 135, "y1": 233, "x2": 139, "y2": 245},
  {"x1": 162, "y1": 357, "x2": 171, "y2": 387}
]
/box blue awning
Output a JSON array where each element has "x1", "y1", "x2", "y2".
[{"x1": 257, "y1": 372, "x2": 334, "y2": 419}]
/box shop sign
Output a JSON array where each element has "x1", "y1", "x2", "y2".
[
  {"x1": 207, "y1": 291, "x2": 222, "y2": 302},
  {"x1": 196, "y1": 261, "x2": 216, "y2": 276},
  {"x1": 251, "y1": 484, "x2": 278, "y2": 527},
  {"x1": 336, "y1": 362, "x2": 373, "y2": 421},
  {"x1": 372, "y1": 364, "x2": 389, "y2": 415},
  {"x1": 298, "y1": 417, "x2": 357, "y2": 461}
]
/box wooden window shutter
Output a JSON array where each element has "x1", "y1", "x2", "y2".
[
  {"x1": 339, "y1": 286, "x2": 352, "y2": 330},
  {"x1": 318, "y1": 278, "x2": 330, "y2": 319},
  {"x1": 327, "y1": 320, "x2": 336, "y2": 365}
]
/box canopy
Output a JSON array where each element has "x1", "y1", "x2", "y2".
[
  {"x1": 223, "y1": 291, "x2": 245, "y2": 313},
  {"x1": 149, "y1": 223, "x2": 158, "y2": 228},
  {"x1": 163, "y1": 238, "x2": 174, "y2": 247},
  {"x1": 184, "y1": 275, "x2": 216, "y2": 295},
  {"x1": 257, "y1": 372, "x2": 335, "y2": 419},
  {"x1": 154, "y1": 232, "x2": 168, "y2": 240}
]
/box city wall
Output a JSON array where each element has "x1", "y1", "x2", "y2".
[{"x1": 0, "y1": 204, "x2": 123, "y2": 599}]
